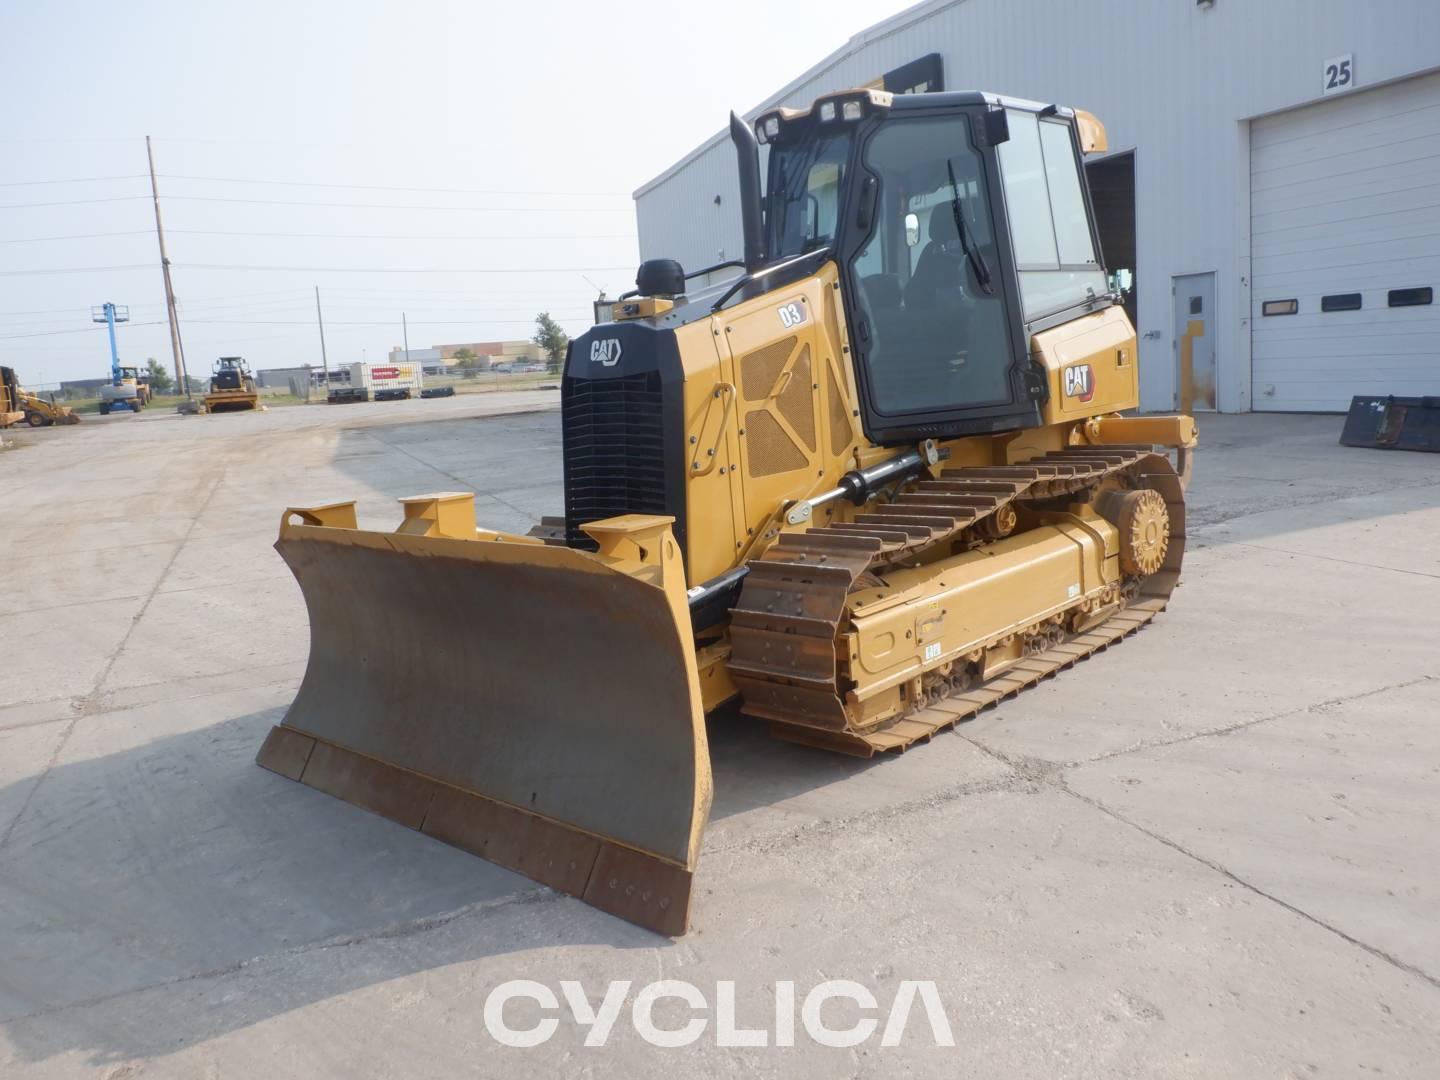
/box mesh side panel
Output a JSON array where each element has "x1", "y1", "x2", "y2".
[
  {"x1": 828, "y1": 363, "x2": 853, "y2": 457},
  {"x1": 740, "y1": 337, "x2": 796, "y2": 400},
  {"x1": 776, "y1": 345, "x2": 815, "y2": 451},
  {"x1": 745, "y1": 409, "x2": 807, "y2": 478}
]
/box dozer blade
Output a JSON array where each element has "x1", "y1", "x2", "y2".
[{"x1": 257, "y1": 494, "x2": 712, "y2": 935}]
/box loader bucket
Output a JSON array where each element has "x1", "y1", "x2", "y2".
[
  {"x1": 204, "y1": 391, "x2": 259, "y2": 413},
  {"x1": 257, "y1": 494, "x2": 712, "y2": 935}
]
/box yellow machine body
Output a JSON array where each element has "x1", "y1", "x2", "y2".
[
  {"x1": 258, "y1": 90, "x2": 1197, "y2": 935},
  {"x1": 0, "y1": 367, "x2": 25, "y2": 428},
  {"x1": 203, "y1": 390, "x2": 260, "y2": 413},
  {"x1": 204, "y1": 356, "x2": 260, "y2": 413},
  {"x1": 18, "y1": 391, "x2": 81, "y2": 427}
]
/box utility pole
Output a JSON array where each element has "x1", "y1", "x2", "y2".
[
  {"x1": 402, "y1": 312, "x2": 410, "y2": 363},
  {"x1": 314, "y1": 286, "x2": 330, "y2": 390},
  {"x1": 145, "y1": 136, "x2": 191, "y2": 401}
]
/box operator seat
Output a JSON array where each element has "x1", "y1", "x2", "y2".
[{"x1": 904, "y1": 208, "x2": 965, "y2": 310}]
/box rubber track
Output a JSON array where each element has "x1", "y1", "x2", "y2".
[{"x1": 728, "y1": 448, "x2": 1187, "y2": 756}]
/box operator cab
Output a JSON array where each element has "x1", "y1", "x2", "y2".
[
  {"x1": 212, "y1": 356, "x2": 248, "y2": 391},
  {"x1": 756, "y1": 90, "x2": 1112, "y2": 443}
]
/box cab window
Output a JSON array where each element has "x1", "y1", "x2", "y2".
[
  {"x1": 997, "y1": 111, "x2": 1106, "y2": 320},
  {"x1": 849, "y1": 115, "x2": 1013, "y2": 415},
  {"x1": 767, "y1": 133, "x2": 851, "y2": 258}
]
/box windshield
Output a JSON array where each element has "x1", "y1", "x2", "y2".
[{"x1": 765, "y1": 131, "x2": 852, "y2": 259}]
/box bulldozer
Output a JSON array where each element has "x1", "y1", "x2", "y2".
[
  {"x1": 258, "y1": 89, "x2": 1196, "y2": 936},
  {"x1": 204, "y1": 356, "x2": 260, "y2": 413}
]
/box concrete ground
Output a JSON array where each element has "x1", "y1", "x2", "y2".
[{"x1": 1, "y1": 399, "x2": 1436, "y2": 1078}]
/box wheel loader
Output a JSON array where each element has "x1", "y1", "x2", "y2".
[
  {"x1": 19, "y1": 390, "x2": 81, "y2": 427},
  {"x1": 0, "y1": 367, "x2": 23, "y2": 427},
  {"x1": 258, "y1": 89, "x2": 1196, "y2": 935},
  {"x1": 204, "y1": 356, "x2": 260, "y2": 413}
]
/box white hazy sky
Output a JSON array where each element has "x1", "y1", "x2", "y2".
[{"x1": 1, "y1": 0, "x2": 916, "y2": 385}]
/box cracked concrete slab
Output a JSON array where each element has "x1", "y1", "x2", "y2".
[
  {"x1": 0, "y1": 545, "x2": 170, "y2": 618},
  {"x1": 1065, "y1": 676, "x2": 1440, "y2": 983},
  {"x1": 0, "y1": 598, "x2": 147, "y2": 709},
  {"x1": 958, "y1": 522, "x2": 1440, "y2": 765},
  {"x1": 0, "y1": 688, "x2": 530, "y2": 1024},
  {"x1": 2, "y1": 405, "x2": 1438, "y2": 1077},
  {"x1": 95, "y1": 577, "x2": 309, "y2": 693},
  {"x1": 4, "y1": 786, "x2": 1437, "y2": 1079}
]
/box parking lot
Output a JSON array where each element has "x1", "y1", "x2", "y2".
[{"x1": 2, "y1": 399, "x2": 1437, "y2": 1078}]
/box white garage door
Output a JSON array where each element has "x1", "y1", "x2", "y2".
[{"x1": 1250, "y1": 69, "x2": 1440, "y2": 412}]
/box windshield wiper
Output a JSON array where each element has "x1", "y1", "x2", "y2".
[{"x1": 946, "y1": 161, "x2": 994, "y2": 296}]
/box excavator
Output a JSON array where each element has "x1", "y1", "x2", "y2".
[{"x1": 258, "y1": 89, "x2": 1196, "y2": 935}]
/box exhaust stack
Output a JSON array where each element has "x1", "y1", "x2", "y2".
[{"x1": 729, "y1": 111, "x2": 766, "y2": 272}]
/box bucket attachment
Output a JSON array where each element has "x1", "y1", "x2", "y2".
[
  {"x1": 1340, "y1": 395, "x2": 1440, "y2": 453},
  {"x1": 257, "y1": 494, "x2": 712, "y2": 935},
  {"x1": 203, "y1": 390, "x2": 260, "y2": 413}
]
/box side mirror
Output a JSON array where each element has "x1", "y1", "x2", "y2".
[
  {"x1": 982, "y1": 108, "x2": 1010, "y2": 146},
  {"x1": 904, "y1": 212, "x2": 921, "y2": 247}
]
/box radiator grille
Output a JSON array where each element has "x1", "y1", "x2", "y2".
[{"x1": 563, "y1": 372, "x2": 671, "y2": 548}]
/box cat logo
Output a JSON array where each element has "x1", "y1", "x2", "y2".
[
  {"x1": 589, "y1": 339, "x2": 622, "y2": 367},
  {"x1": 1063, "y1": 363, "x2": 1095, "y2": 402}
]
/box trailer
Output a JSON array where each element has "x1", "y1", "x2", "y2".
[{"x1": 327, "y1": 362, "x2": 423, "y2": 403}]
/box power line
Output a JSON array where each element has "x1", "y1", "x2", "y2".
[
  {"x1": 159, "y1": 174, "x2": 628, "y2": 197},
  {"x1": 0, "y1": 230, "x2": 153, "y2": 245},
  {"x1": 293, "y1": 284, "x2": 607, "y2": 295},
  {"x1": 186, "y1": 318, "x2": 584, "y2": 327},
  {"x1": 166, "y1": 229, "x2": 635, "y2": 241},
  {"x1": 0, "y1": 264, "x2": 154, "y2": 276},
  {"x1": 0, "y1": 321, "x2": 167, "y2": 340},
  {"x1": 160, "y1": 195, "x2": 632, "y2": 212},
  {"x1": 0, "y1": 196, "x2": 150, "y2": 210},
  {"x1": 0, "y1": 303, "x2": 128, "y2": 317},
  {"x1": 179, "y1": 263, "x2": 634, "y2": 274},
  {"x1": 0, "y1": 174, "x2": 148, "y2": 187}
]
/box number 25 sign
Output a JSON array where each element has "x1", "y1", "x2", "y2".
[{"x1": 1323, "y1": 54, "x2": 1354, "y2": 96}]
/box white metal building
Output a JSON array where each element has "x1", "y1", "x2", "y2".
[{"x1": 634, "y1": 0, "x2": 1440, "y2": 413}]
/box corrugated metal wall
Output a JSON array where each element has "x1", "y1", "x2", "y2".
[{"x1": 635, "y1": 0, "x2": 1440, "y2": 412}]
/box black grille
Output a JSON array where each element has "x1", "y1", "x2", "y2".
[{"x1": 563, "y1": 372, "x2": 672, "y2": 549}]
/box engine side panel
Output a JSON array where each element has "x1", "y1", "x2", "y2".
[
  {"x1": 683, "y1": 262, "x2": 865, "y2": 585},
  {"x1": 1033, "y1": 305, "x2": 1140, "y2": 425}
]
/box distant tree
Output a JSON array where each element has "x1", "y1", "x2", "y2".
[
  {"x1": 144, "y1": 357, "x2": 174, "y2": 394},
  {"x1": 452, "y1": 347, "x2": 478, "y2": 368},
  {"x1": 532, "y1": 313, "x2": 569, "y2": 374}
]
